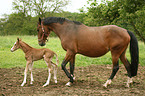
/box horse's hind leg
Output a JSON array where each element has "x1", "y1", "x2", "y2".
[
  {"x1": 120, "y1": 51, "x2": 132, "y2": 87},
  {"x1": 43, "y1": 56, "x2": 52, "y2": 87},
  {"x1": 28, "y1": 62, "x2": 34, "y2": 84},
  {"x1": 103, "y1": 53, "x2": 120, "y2": 88}
]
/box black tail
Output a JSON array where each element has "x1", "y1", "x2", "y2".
[{"x1": 127, "y1": 30, "x2": 139, "y2": 77}]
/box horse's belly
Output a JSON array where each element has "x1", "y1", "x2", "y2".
[{"x1": 77, "y1": 46, "x2": 109, "y2": 57}]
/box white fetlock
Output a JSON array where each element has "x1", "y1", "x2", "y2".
[
  {"x1": 71, "y1": 74, "x2": 75, "y2": 80},
  {"x1": 21, "y1": 82, "x2": 26, "y2": 86},
  {"x1": 54, "y1": 77, "x2": 57, "y2": 83},
  {"x1": 43, "y1": 83, "x2": 49, "y2": 87},
  {"x1": 30, "y1": 81, "x2": 33, "y2": 84},
  {"x1": 103, "y1": 79, "x2": 112, "y2": 88},
  {"x1": 126, "y1": 77, "x2": 133, "y2": 88},
  {"x1": 73, "y1": 76, "x2": 76, "y2": 80},
  {"x1": 65, "y1": 82, "x2": 72, "y2": 87},
  {"x1": 54, "y1": 80, "x2": 57, "y2": 83}
]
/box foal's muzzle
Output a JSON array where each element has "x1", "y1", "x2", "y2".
[{"x1": 11, "y1": 47, "x2": 14, "y2": 52}]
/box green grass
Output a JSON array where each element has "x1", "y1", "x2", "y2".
[{"x1": 0, "y1": 35, "x2": 145, "y2": 68}]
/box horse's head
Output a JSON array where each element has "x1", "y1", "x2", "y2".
[
  {"x1": 37, "y1": 17, "x2": 51, "y2": 46},
  {"x1": 11, "y1": 37, "x2": 21, "y2": 52}
]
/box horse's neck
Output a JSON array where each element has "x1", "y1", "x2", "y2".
[
  {"x1": 51, "y1": 23, "x2": 76, "y2": 40},
  {"x1": 20, "y1": 41, "x2": 32, "y2": 53}
]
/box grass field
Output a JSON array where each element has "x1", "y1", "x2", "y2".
[{"x1": 0, "y1": 35, "x2": 145, "y2": 68}]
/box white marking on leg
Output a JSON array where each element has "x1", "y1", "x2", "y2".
[
  {"x1": 21, "y1": 71, "x2": 27, "y2": 86},
  {"x1": 53, "y1": 66, "x2": 57, "y2": 83},
  {"x1": 103, "y1": 79, "x2": 112, "y2": 88},
  {"x1": 43, "y1": 68, "x2": 51, "y2": 87},
  {"x1": 30, "y1": 71, "x2": 34, "y2": 84},
  {"x1": 29, "y1": 63, "x2": 34, "y2": 84},
  {"x1": 126, "y1": 77, "x2": 133, "y2": 87},
  {"x1": 71, "y1": 74, "x2": 75, "y2": 80},
  {"x1": 65, "y1": 82, "x2": 72, "y2": 87}
]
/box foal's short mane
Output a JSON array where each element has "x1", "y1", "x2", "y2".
[
  {"x1": 20, "y1": 40, "x2": 32, "y2": 48},
  {"x1": 43, "y1": 17, "x2": 82, "y2": 25}
]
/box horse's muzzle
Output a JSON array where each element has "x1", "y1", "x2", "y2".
[{"x1": 39, "y1": 42, "x2": 45, "y2": 46}]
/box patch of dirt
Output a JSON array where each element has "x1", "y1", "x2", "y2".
[{"x1": 0, "y1": 64, "x2": 145, "y2": 96}]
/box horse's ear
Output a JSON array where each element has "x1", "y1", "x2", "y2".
[
  {"x1": 39, "y1": 17, "x2": 41, "y2": 25},
  {"x1": 17, "y1": 37, "x2": 19, "y2": 42}
]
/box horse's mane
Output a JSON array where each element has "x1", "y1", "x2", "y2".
[{"x1": 43, "y1": 17, "x2": 82, "y2": 25}]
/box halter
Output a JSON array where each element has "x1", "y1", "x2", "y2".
[{"x1": 38, "y1": 23, "x2": 50, "y2": 42}]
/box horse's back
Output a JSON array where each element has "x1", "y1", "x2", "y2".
[{"x1": 76, "y1": 25, "x2": 130, "y2": 57}]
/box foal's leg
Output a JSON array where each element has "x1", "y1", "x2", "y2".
[
  {"x1": 43, "y1": 57, "x2": 52, "y2": 87},
  {"x1": 103, "y1": 53, "x2": 120, "y2": 88},
  {"x1": 51, "y1": 61, "x2": 57, "y2": 83},
  {"x1": 21, "y1": 61, "x2": 31, "y2": 86},
  {"x1": 28, "y1": 62, "x2": 34, "y2": 84},
  {"x1": 120, "y1": 51, "x2": 132, "y2": 87}
]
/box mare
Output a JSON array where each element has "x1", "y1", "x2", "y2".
[
  {"x1": 11, "y1": 38, "x2": 59, "y2": 87},
  {"x1": 37, "y1": 17, "x2": 139, "y2": 88}
]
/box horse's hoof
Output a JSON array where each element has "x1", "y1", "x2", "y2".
[{"x1": 65, "y1": 82, "x2": 72, "y2": 87}]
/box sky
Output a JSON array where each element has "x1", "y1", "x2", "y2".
[{"x1": 0, "y1": 0, "x2": 91, "y2": 18}]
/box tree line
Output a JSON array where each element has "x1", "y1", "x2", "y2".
[{"x1": 0, "y1": 0, "x2": 144, "y2": 42}]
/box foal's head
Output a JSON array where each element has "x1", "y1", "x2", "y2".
[
  {"x1": 37, "y1": 17, "x2": 50, "y2": 46},
  {"x1": 11, "y1": 38, "x2": 21, "y2": 52}
]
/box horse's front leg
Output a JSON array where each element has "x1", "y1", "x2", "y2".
[{"x1": 61, "y1": 51, "x2": 75, "y2": 86}]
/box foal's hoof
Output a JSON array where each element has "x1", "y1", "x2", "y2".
[
  {"x1": 65, "y1": 82, "x2": 72, "y2": 87},
  {"x1": 103, "y1": 85, "x2": 107, "y2": 88}
]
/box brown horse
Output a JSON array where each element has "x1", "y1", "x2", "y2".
[
  {"x1": 37, "y1": 17, "x2": 139, "y2": 88},
  {"x1": 11, "y1": 38, "x2": 59, "y2": 87}
]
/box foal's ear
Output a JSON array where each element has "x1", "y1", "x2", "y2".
[{"x1": 39, "y1": 17, "x2": 41, "y2": 25}]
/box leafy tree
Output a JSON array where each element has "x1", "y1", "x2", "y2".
[
  {"x1": 12, "y1": 0, "x2": 70, "y2": 17},
  {"x1": 0, "y1": 13, "x2": 24, "y2": 35},
  {"x1": 85, "y1": 0, "x2": 145, "y2": 42},
  {"x1": 119, "y1": 0, "x2": 145, "y2": 42},
  {"x1": 12, "y1": 0, "x2": 33, "y2": 17}
]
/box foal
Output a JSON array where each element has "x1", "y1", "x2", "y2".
[{"x1": 11, "y1": 38, "x2": 59, "y2": 87}]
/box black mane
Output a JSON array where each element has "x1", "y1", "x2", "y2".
[{"x1": 43, "y1": 17, "x2": 82, "y2": 25}]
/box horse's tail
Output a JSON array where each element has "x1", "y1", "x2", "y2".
[
  {"x1": 127, "y1": 30, "x2": 139, "y2": 77},
  {"x1": 54, "y1": 53, "x2": 59, "y2": 66}
]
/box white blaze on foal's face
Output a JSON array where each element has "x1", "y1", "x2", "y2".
[{"x1": 11, "y1": 42, "x2": 18, "y2": 52}]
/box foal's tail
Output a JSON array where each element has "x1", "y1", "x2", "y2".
[
  {"x1": 54, "y1": 53, "x2": 59, "y2": 65},
  {"x1": 127, "y1": 30, "x2": 139, "y2": 77}
]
